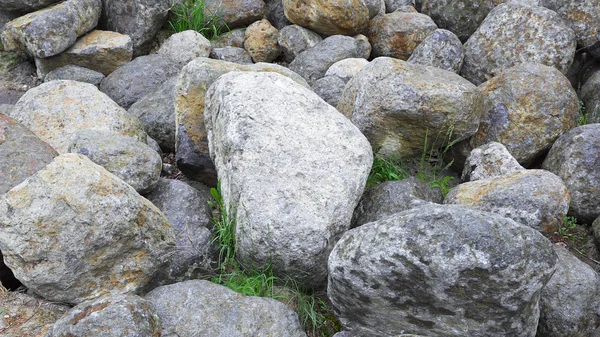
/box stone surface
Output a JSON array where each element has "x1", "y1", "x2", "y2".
[
  {"x1": 266, "y1": 0, "x2": 292, "y2": 29},
  {"x1": 461, "y1": 2, "x2": 576, "y2": 85},
  {"x1": 469, "y1": 63, "x2": 579, "y2": 166},
  {"x1": 44, "y1": 65, "x2": 105, "y2": 87},
  {"x1": 385, "y1": 0, "x2": 415, "y2": 12},
  {"x1": 204, "y1": 0, "x2": 267, "y2": 29},
  {"x1": 337, "y1": 57, "x2": 483, "y2": 159},
  {"x1": 367, "y1": 9, "x2": 437, "y2": 60},
  {"x1": 67, "y1": 130, "x2": 162, "y2": 193},
  {"x1": 1, "y1": 0, "x2": 101, "y2": 58},
  {"x1": 352, "y1": 177, "x2": 442, "y2": 228},
  {"x1": 325, "y1": 58, "x2": 369, "y2": 83},
  {"x1": 542, "y1": 124, "x2": 600, "y2": 224},
  {"x1": 312, "y1": 75, "x2": 347, "y2": 107},
  {"x1": 0, "y1": 0, "x2": 60, "y2": 12},
  {"x1": 444, "y1": 169, "x2": 570, "y2": 234},
  {"x1": 47, "y1": 295, "x2": 161, "y2": 337},
  {"x1": 0, "y1": 113, "x2": 57, "y2": 196},
  {"x1": 0, "y1": 289, "x2": 69, "y2": 337},
  {"x1": 174, "y1": 57, "x2": 309, "y2": 186},
  {"x1": 0, "y1": 154, "x2": 175, "y2": 304},
  {"x1": 158, "y1": 30, "x2": 211, "y2": 66},
  {"x1": 244, "y1": 19, "x2": 280, "y2": 63},
  {"x1": 209, "y1": 47, "x2": 253, "y2": 64},
  {"x1": 205, "y1": 71, "x2": 372, "y2": 287},
  {"x1": 581, "y1": 71, "x2": 600, "y2": 124},
  {"x1": 100, "y1": 54, "x2": 179, "y2": 110},
  {"x1": 277, "y1": 24, "x2": 322, "y2": 62},
  {"x1": 407, "y1": 29, "x2": 463, "y2": 73},
  {"x1": 145, "y1": 280, "x2": 306, "y2": 337},
  {"x1": 9, "y1": 80, "x2": 146, "y2": 154},
  {"x1": 328, "y1": 203, "x2": 557, "y2": 336},
  {"x1": 34, "y1": 30, "x2": 133, "y2": 79},
  {"x1": 461, "y1": 142, "x2": 524, "y2": 182},
  {"x1": 211, "y1": 29, "x2": 246, "y2": 48}
]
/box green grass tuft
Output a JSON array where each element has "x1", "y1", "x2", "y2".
[
  {"x1": 168, "y1": 0, "x2": 229, "y2": 40},
  {"x1": 366, "y1": 156, "x2": 409, "y2": 189}
]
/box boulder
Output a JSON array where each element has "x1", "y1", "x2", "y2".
[
  {"x1": 581, "y1": 71, "x2": 600, "y2": 124},
  {"x1": 9, "y1": 80, "x2": 146, "y2": 154},
  {"x1": 205, "y1": 71, "x2": 372, "y2": 287},
  {"x1": 34, "y1": 30, "x2": 133, "y2": 79},
  {"x1": 209, "y1": 47, "x2": 253, "y2": 64},
  {"x1": 312, "y1": 75, "x2": 347, "y2": 107},
  {"x1": 145, "y1": 280, "x2": 306, "y2": 337},
  {"x1": 211, "y1": 29, "x2": 246, "y2": 48},
  {"x1": 266, "y1": 0, "x2": 292, "y2": 29},
  {"x1": 277, "y1": 24, "x2": 322, "y2": 63},
  {"x1": 325, "y1": 58, "x2": 369, "y2": 83},
  {"x1": 444, "y1": 170, "x2": 570, "y2": 234},
  {"x1": 461, "y1": 142, "x2": 524, "y2": 182},
  {"x1": 204, "y1": 0, "x2": 267, "y2": 29},
  {"x1": 0, "y1": 0, "x2": 60, "y2": 12},
  {"x1": 542, "y1": 124, "x2": 600, "y2": 224},
  {"x1": 461, "y1": 2, "x2": 576, "y2": 85},
  {"x1": 158, "y1": 30, "x2": 211, "y2": 67},
  {"x1": 384, "y1": 0, "x2": 415, "y2": 12},
  {"x1": 407, "y1": 28, "x2": 464, "y2": 73},
  {"x1": 244, "y1": 19, "x2": 281, "y2": 63},
  {"x1": 337, "y1": 57, "x2": 483, "y2": 158},
  {"x1": 0, "y1": 113, "x2": 57, "y2": 196},
  {"x1": 0, "y1": 154, "x2": 176, "y2": 304},
  {"x1": 44, "y1": 65, "x2": 105, "y2": 87},
  {"x1": 1, "y1": 0, "x2": 102, "y2": 58},
  {"x1": 328, "y1": 204, "x2": 557, "y2": 336}
]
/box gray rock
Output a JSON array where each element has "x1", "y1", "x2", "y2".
[
  {"x1": 542, "y1": 124, "x2": 600, "y2": 224},
  {"x1": 1, "y1": 0, "x2": 102, "y2": 58},
  {"x1": 100, "y1": 54, "x2": 180, "y2": 110},
  {"x1": 385, "y1": 0, "x2": 415, "y2": 12},
  {"x1": 67, "y1": 130, "x2": 162, "y2": 193},
  {"x1": 0, "y1": 0, "x2": 60, "y2": 12},
  {"x1": 244, "y1": 19, "x2": 281, "y2": 63},
  {"x1": 143, "y1": 178, "x2": 213, "y2": 289},
  {"x1": 0, "y1": 104, "x2": 13, "y2": 115},
  {"x1": 277, "y1": 24, "x2": 322, "y2": 63},
  {"x1": 204, "y1": 0, "x2": 267, "y2": 29},
  {"x1": 48, "y1": 295, "x2": 161, "y2": 337},
  {"x1": 100, "y1": 0, "x2": 170, "y2": 56},
  {"x1": 325, "y1": 58, "x2": 369, "y2": 83},
  {"x1": 312, "y1": 75, "x2": 346, "y2": 107},
  {"x1": 210, "y1": 46, "x2": 253, "y2": 64},
  {"x1": 145, "y1": 280, "x2": 306, "y2": 337},
  {"x1": 0, "y1": 154, "x2": 176, "y2": 304},
  {"x1": 328, "y1": 203, "x2": 557, "y2": 337},
  {"x1": 266, "y1": 0, "x2": 292, "y2": 29},
  {"x1": 128, "y1": 76, "x2": 177, "y2": 152},
  {"x1": 337, "y1": 57, "x2": 483, "y2": 159},
  {"x1": 289, "y1": 35, "x2": 370, "y2": 85},
  {"x1": 211, "y1": 29, "x2": 246, "y2": 48},
  {"x1": 538, "y1": 245, "x2": 600, "y2": 336},
  {"x1": 0, "y1": 113, "x2": 57, "y2": 196},
  {"x1": 146, "y1": 136, "x2": 162, "y2": 157},
  {"x1": 461, "y1": 142, "x2": 524, "y2": 182},
  {"x1": 461, "y1": 3, "x2": 576, "y2": 85},
  {"x1": 158, "y1": 30, "x2": 211, "y2": 67},
  {"x1": 581, "y1": 71, "x2": 600, "y2": 124},
  {"x1": 205, "y1": 71, "x2": 372, "y2": 287},
  {"x1": 407, "y1": 28, "x2": 464, "y2": 73},
  {"x1": 9, "y1": 80, "x2": 146, "y2": 154},
  {"x1": 0, "y1": 289, "x2": 69, "y2": 337},
  {"x1": 0, "y1": 10, "x2": 22, "y2": 36},
  {"x1": 44, "y1": 65, "x2": 105, "y2": 87},
  {"x1": 352, "y1": 177, "x2": 442, "y2": 228}
]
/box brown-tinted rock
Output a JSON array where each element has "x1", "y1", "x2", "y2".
[
  {"x1": 204, "y1": 0, "x2": 267, "y2": 29},
  {"x1": 244, "y1": 19, "x2": 280, "y2": 63}
]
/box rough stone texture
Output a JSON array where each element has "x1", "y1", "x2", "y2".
[
  {"x1": 312, "y1": 75, "x2": 347, "y2": 107},
  {"x1": 0, "y1": 154, "x2": 176, "y2": 304},
  {"x1": 461, "y1": 142, "x2": 524, "y2": 182},
  {"x1": 1, "y1": 0, "x2": 102, "y2": 58},
  {"x1": 352, "y1": 177, "x2": 442, "y2": 228},
  {"x1": 158, "y1": 30, "x2": 211, "y2": 67},
  {"x1": 48, "y1": 295, "x2": 161, "y2": 337},
  {"x1": 337, "y1": 57, "x2": 483, "y2": 159},
  {"x1": 44, "y1": 65, "x2": 105, "y2": 87},
  {"x1": 0, "y1": 50, "x2": 39, "y2": 105},
  {"x1": 9, "y1": 80, "x2": 146, "y2": 154},
  {"x1": 385, "y1": 0, "x2": 415, "y2": 12},
  {"x1": 282, "y1": 0, "x2": 377, "y2": 36},
  {"x1": 34, "y1": 30, "x2": 133, "y2": 79},
  {"x1": 205, "y1": 71, "x2": 372, "y2": 287},
  {"x1": 100, "y1": 0, "x2": 170, "y2": 56},
  {"x1": 128, "y1": 76, "x2": 177, "y2": 152},
  {"x1": 174, "y1": 57, "x2": 309, "y2": 186},
  {"x1": 277, "y1": 24, "x2": 322, "y2": 63},
  {"x1": 100, "y1": 54, "x2": 179, "y2": 110},
  {"x1": 0, "y1": 113, "x2": 57, "y2": 196},
  {"x1": 204, "y1": 0, "x2": 267, "y2": 29},
  {"x1": 289, "y1": 35, "x2": 370, "y2": 85},
  {"x1": 145, "y1": 280, "x2": 306, "y2": 337},
  {"x1": 461, "y1": 3, "x2": 576, "y2": 85},
  {"x1": 244, "y1": 19, "x2": 280, "y2": 63},
  {"x1": 0, "y1": 289, "x2": 69, "y2": 337},
  {"x1": 67, "y1": 130, "x2": 162, "y2": 193},
  {"x1": 469, "y1": 63, "x2": 579, "y2": 167},
  {"x1": 325, "y1": 58, "x2": 369, "y2": 83},
  {"x1": 0, "y1": 0, "x2": 60, "y2": 12},
  {"x1": 581, "y1": 71, "x2": 600, "y2": 124},
  {"x1": 407, "y1": 29, "x2": 464, "y2": 73},
  {"x1": 143, "y1": 178, "x2": 213, "y2": 289},
  {"x1": 537, "y1": 245, "x2": 600, "y2": 337},
  {"x1": 444, "y1": 170, "x2": 570, "y2": 234},
  {"x1": 542, "y1": 124, "x2": 600, "y2": 224},
  {"x1": 328, "y1": 203, "x2": 557, "y2": 337},
  {"x1": 367, "y1": 10, "x2": 437, "y2": 60},
  {"x1": 266, "y1": 0, "x2": 291, "y2": 29},
  {"x1": 210, "y1": 47, "x2": 253, "y2": 64},
  {"x1": 211, "y1": 29, "x2": 246, "y2": 48}
]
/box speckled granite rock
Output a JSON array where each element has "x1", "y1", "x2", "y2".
[
  {"x1": 461, "y1": 142, "x2": 524, "y2": 182},
  {"x1": 277, "y1": 24, "x2": 322, "y2": 62},
  {"x1": 44, "y1": 65, "x2": 105, "y2": 87},
  {"x1": 204, "y1": 0, "x2": 266, "y2": 29},
  {"x1": 158, "y1": 30, "x2": 211, "y2": 66},
  {"x1": 407, "y1": 29, "x2": 464, "y2": 73}
]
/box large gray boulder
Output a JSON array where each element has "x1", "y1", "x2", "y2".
[
  {"x1": 44, "y1": 65, "x2": 105, "y2": 87},
  {"x1": 277, "y1": 24, "x2": 322, "y2": 63},
  {"x1": 209, "y1": 46, "x2": 253, "y2": 64},
  {"x1": 328, "y1": 204, "x2": 557, "y2": 336},
  {"x1": 0, "y1": 154, "x2": 176, "y2": 304},
  {"x1": 325, "y1": 58, "x2": 369, "y2": 83},
  {"x1": 312, "y1": 75, "x2": 347, "y2": 107},
  {"x1": 145, "y1": 280, "x2": 306, "y2": 337},
  {"x1": 461, "y1": 142, "x2": 524, "y2": 182},
  {"x1": 1, "y1": 0, "x2": 102, "y2": 58},
  {"x1": 337, "y1": 57, "x2": 483, "y2": 159},
  {"x1": 9, "y1": 80, "x2": 146, "y2": 154},
  {"x1": 158, "y1": 30, "x2": 211, "y2": 67},
  {"x1": 461, "y1": 2, "x2": 577, "y2": 85},
  {"x1": 205, "y1": 71, "x2": 372, "y2": 287},
  {"x1": 407, "y1": 29, "x2": 464, "y2": 73},
  {"x1": 204, "y1": 0, "x2": 267, "y2": 29},
  {"x1": 542, "y1": 124, "x2": 600, "y2": 224},
  {"x1": 0, "y1": 0, "x2": 60, "y2": 12}
]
